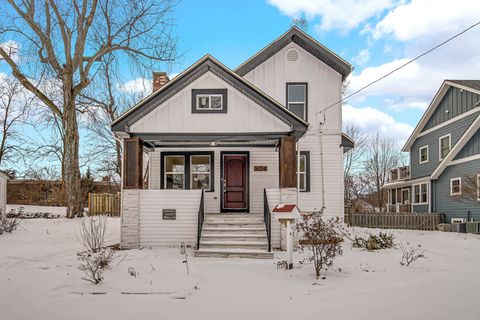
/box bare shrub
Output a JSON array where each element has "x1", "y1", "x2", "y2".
[
  {"x1": 297, "y1": 212, "x2": 344, "y2": 278},
  {"x1": 79, "y1": 217, "x2": 107, "y2": 253},
  {"x1": 399, "y1": 242, "x2": 425, "y2": 267},
  {"x1": 78, "y1": 248, "x2": 115, "y2": 284},
  {"x1": 0, "y1": 218, "x2": 21, "y2": 234}
]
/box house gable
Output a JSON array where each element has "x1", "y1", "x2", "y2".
[
  {"x1": 129, "y1": 71, "x2": 292, "y2": 134},
  {"x1": 454, "y1": 128, "x2": 480, "y2": 160},
  {"x1": 403, "y1": 80, "x2": 480, "y2": 151},
  {"x1": 235, "y1": 27, "x2": 351, "y2": 80},
  {"x1": 111, "y1": 55, "x2": 308, "y2": 138}
]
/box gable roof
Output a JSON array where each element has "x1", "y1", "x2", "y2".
[
  {"x1": 402, "y1": 80, "x2": 480, "y2": 151},
  {"x1": 234, "y1": 26, "x2": 352, "y2": 79},
  {"x1": 111, "y1": 55, "x2": 309, "y2": 137}
]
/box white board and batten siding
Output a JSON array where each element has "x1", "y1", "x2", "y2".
[
  {"x1": 149, "y1": 147, "x2": 279, "y2": 214},
  {"x1": 0, "y1": 172, "x2": 7, "y2": 219}
]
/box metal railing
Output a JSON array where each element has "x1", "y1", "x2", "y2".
[
  {"x1": 263, "y1": 189, "x2": 271, "y2": 252},
  {"x1": 196, "y1": 190, "x2": 205, "y2": 250}
]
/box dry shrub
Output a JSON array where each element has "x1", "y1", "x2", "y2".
[
  {"x1": 399, "y1": 242, "x2": 425, "y2": 267},
  {"x1": 77, "y1": 216, "x2": 114, "y2": 284},
  {"x1": 352, "y1": 231, "x2": 395, "y2": 251},
  {"x1": 297, "y1": 212, "x2": 344, "y2": 278},
  {"x1": 79, "y1": 216, "x2": 107, "y2": 253},
  {"x1": 0, "y1": 218, "x2": 21, "y2": 234},
  {"x1": 78, "y1": 248, "x2": 115, "y2": 284}
]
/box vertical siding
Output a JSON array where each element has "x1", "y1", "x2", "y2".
[
  {"x1": 434, "y1": 159, "x2": 480, "y2": 221},
  {"x1": 423, "y1": 87, "x2": 480, "y2": 131},
  {"x1": 410, "y1": 112, "x2": 478, "y2": 179},
  {"x1": 455, "y1": 128, "x2": 480, "y2": 160},
  {"x1": 139, "y1": 190, "x2": 201, "y2": 247},
  {"x1": 148, "y1": 146, "x2": 279, "y2": 214}
]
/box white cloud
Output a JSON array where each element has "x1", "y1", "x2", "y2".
[
  {"x1": 343, "y1": 104, "x2": 413, "y2": 145},
  {"x1": 267, "y1": 0, "x2": 399, "y2": 32},
  {"x1": 118, "y1": 77, "x2": 152, "y2": 95},
  {"x1": 372, "y1": 0, "x2": 480, "y2": 41},
  {"x1": 351, "y1": 49, "x2": 370, "y2": 67}
]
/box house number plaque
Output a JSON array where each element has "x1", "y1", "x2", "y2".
[
  {"x1": 162, "y1": 209, "x2": 176, "y2": 220},
  {"x1": 254, "y1": 166, "x2": 268, "y2": 172}
]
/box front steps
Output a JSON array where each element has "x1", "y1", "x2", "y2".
[{"x1": 194, "y1": 214, "x2": 273, "y2": 259}]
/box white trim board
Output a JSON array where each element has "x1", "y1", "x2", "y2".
[{"x1": 449, "y1": 154, "x2": 480, "y2": 166}]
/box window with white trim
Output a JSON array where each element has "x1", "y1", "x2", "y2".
[
  {"x1": 419, "y1": 145, "x2": 428, "y2": 164},
  {"x1": 450, "y1": 177, "x2": 461, "y2": 196},
  {"x1": 439, "y1": 134, "x2": 451, "y2": 160},
  {"x1": 192, "y1": 89, "x2": 227, "y2": 113},
  {"x1": 197, "y1": 94, "x2": 223, "y2": 110},
  {"x1": 413, "y1": 183, "x2": 428, "y2": 204},
  {"x1": 287, "y1": 83, "x2": 307, "y2": 120},
  {"x1": 297, "y1": 151, "x2": 310, "y2": 192}
]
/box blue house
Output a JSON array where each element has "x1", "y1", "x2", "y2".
[{"x1": 383, "y1": 80, "x2": 480, "y2": 222}]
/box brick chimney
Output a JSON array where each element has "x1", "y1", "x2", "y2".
[{"x1": 153, "y1": 72, "x2": 169, "y2": 92}]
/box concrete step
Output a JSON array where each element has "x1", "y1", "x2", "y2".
[
  {"x1": 204, "y1": 218, "x2": 265, "y2": 223},
  {"x1": 202, "y1": 227, "x2": 266, "y2": 234},
  {"x1": 200, "y1": 241, "x2": 268, "y2": 250},
  {"x1": 201, "y1": 234, "x2": 267, "y2": 241},
  {"x1": 194, "y1": 248, "x2": 274, "y2": 259},
  {"x1": 203, "y1": 222, "x2": 265, "y2": 228},
  {"x1": 205, "y1": 214, "x2": 263, "y2": 219}
]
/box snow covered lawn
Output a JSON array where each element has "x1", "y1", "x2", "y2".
[{"x1": 1, "y1": 210, "x2": 480, "y2": 320}]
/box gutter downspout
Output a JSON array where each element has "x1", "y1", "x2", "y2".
[{"x1": 296, "y1": 140, "x2": 300, "y2": 207}]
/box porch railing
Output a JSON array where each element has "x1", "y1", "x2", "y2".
[
  {"x1": 196, "y1": 190, "x2": 205, "y2": 250},
  {"x1": 387, "y1": 203, "x2": 412, "y2": 213},
  {"x1": 263, "y1": 189, "x2": 272, "y2": 252}
]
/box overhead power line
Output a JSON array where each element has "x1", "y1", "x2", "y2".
[{"x1": 320, "y1": 20, "x2": 480, "y2": 114}]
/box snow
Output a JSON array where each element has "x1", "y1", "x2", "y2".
[{"x1": 1, "y1": 206, "x2": 480, "y2": 320}]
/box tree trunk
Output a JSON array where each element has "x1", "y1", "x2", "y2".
[{"x1": 63, "y1": 79, "x2": 83, "y2": 219}]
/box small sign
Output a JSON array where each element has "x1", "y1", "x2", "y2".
[
  {"x1": 254, "y1": 165, "x2": 268, "y2": 172},
  {"x1": 162, "y1": 209, "x2": 176, "y2": 220}
]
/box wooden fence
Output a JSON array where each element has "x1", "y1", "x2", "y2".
[
  {"x1": 88, "y1": 192, "x2": 121, "y2": 216},
  {"x1": 346, "y1": 212, "x2": 443, "y2": 231}
]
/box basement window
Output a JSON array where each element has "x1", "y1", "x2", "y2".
[{"x1": 192, "y1": 89, "x2": 227, "y2": 113}]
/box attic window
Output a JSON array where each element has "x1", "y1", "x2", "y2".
[
  {"x1": 192, "y1": 89, "x2": 227, "y2": 113},
  {"x1": 286, "y1": 48, "x2": 299, "y2": 62}
]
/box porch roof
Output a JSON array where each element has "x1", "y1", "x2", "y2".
[{"x1": 131, "y1": 132, "x2": 289, "y2": 148}]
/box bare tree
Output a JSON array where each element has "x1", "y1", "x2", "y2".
[
  {"x1": 0, "y1": 77, "x2": 31, "y2": 168},
  {"x1": 343, "y1": 123, "x2": 367, "y2": 209},
  {"x1": 0, "y1": 0, "x2": 177, "y2": 218},
  {"x1": 363, "y1": 133, "x2": 405, "y2": 211}
]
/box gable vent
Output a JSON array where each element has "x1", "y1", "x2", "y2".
[{"x1": 286, "y1": 48, "x2": 299, "y2": 62}]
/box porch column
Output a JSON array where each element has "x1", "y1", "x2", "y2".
[
  {"x1": 123, "y1": 137, "x2": 144, "y2": 189},
  {"x1": 279, "y1": 137, "x2": 297, "y2": 188}
]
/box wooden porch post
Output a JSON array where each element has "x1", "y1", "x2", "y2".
[
  {"x1": 123, "y1": 138, "x2": 143, "y2": 189},
  {"x1": 279, "y1": 137, "x2": 297, "y2": 188}
]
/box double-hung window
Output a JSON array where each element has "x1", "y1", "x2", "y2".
[
  {"x1": 439, "y1": 134, "x2": 451, "y2": 160},
  {"x1": 413, "y1": 183, "x2": 428, "y2": 204},
  {"x1": 419, "y1": 145, "x2": 428, "y2": 164},
  {"x1": 450, "y1": 177, "x2": 461, "y2": 196},
  {"x1": 286, "y1": 83, "x2": 307, "y2": 120},
  {"x1": 162, "y1": 152, "x2": 214, "y2": 191}
]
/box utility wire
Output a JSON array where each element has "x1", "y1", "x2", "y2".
[{"x1": 319, "y1": 20, "x2": 480, "y2": 114}]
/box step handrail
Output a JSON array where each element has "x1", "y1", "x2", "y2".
[
  {"x1": 196, "y1": 190, "x2": 205, "y2": 250},
  {"x1": 263, "y1": 188, "x2": 272, "y2": 252}
]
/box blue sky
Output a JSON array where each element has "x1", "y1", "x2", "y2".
[{"x1": 2, "y1": 0, "x2": 480, "y2": 174}]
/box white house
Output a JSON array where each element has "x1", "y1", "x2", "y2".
[{"x1": 111, "y1": 27, "x2": 353, "y2": 258}]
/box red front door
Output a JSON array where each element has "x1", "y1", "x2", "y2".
[{"x1": 222, "y1": 154, "x2": 247, "y2": 211}]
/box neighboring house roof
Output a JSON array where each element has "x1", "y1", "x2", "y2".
[
  {"x1": 234, "y1": 26, "x2": 352, "y2": 80},
  {"x1": 111, "y1": 54, "x2": 309, "y2": 138},
  {"x1": 341, "y1": 133, "x2": 355, "y2": 152},
  {"x1": 402, "y1": 80, "x2": 480, "y2": 151}
]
